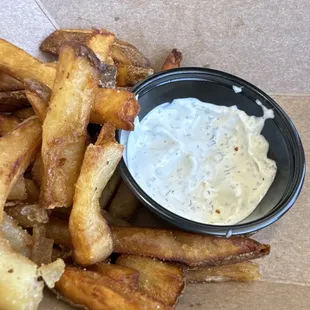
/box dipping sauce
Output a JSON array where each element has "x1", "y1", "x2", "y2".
[{"x1": 126, "y1": 98, "x2": 277, "y2": 225}]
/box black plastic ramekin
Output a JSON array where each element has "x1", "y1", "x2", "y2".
[{"x1": 118, "y1": 68, "x2": 305, "y2": 236}]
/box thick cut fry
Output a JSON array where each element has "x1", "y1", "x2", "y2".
[
  {"x1": 0, "y1": 39, "x2": 55, "y2": 88},
  {"x1": 7, "y1": 176, "x2": 27, "y2": 201},
  {"x1": 101, "y1": 210, "x2": 130, "y2": 227},
  {"x1": 0, "y1": 113, "x2": 20, "y2": 136},
  {"x1": 31, "y1": 224, "x2": 54, "y2": 265},
  {"x1": 109, "y1": 181, "x2": 140, "y2": 219},
  {"x1": 31, "y1": 154, "x2": 43, "y2": 187},
  {"x1": 88, "y1": 263, "x2": 139, "y2": 288},
  {"x1": 45, "y1": 217, "x2": 72, "y2": 248},
  {"x1": 24, "y1": 78, "x2": 51, "y2": 121},
  {"x1": 40, "y1": 29, "x2": 150, "y2": 68},
  {"x1": 13, "y1": 107, "x2": 35, "y2": 120},
  {"x1": 0, "y1": 234, "x2": 44, "y2": 310},
  {"x1": 116, "y1": 64, "x2": 154, "y2": 87},
  {"x1": 1, "y1": 212, "x2": 33, "y2": 257},
  {"x1": 183, "y1": 261, "x2": 261, "y2": 283},
  {"x1": 0, "y1": 90, "x2": 29, "y2": 112},
  {"x1": 55, "y1": 267, "x2": 172, "y2": 310},
  {"x1": 117, "y1": 255, "x2": 184, "y2": 306},
  {"x1": 5, "y1": 202, "x2": 49, "y2": 228},
  {"x1": 41, "y1": 45, "x2": 99, "y2": 209},
  {"x1": 70, "y1": 124, "x2": 123, "y2": 265},
  {"x1": 111, "y1": 226, "x2": 270, "y2": 267},
  {"x1": 100, "y1": 169, "x2": 121, "y2": 208},
  {"x1": 0, "y1": 72, "x2": 24, "y2": 91},
  {"x1": 25, "y1": 179, "x2": 40, "y2": 202},
  {"x1": 161, "y1": 49, "x2": 183, "y2": 71},
  {"x1": 92, "y1": 88, "x2": 140, "y2": 130},
  {"x1": 0, "y1": 117, "x2": 42, "y2": 221}
]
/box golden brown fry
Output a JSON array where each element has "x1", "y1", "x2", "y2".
[
  {"x1": 161, "y1": 49, "x2": 183, "y2": 71},
  {"x1": 91, "y1": 88, "x2": 140, "y2": 130},
  {"x1": 111, "y1": 226, "x2": 270, "y2": 267},
  {"x1": 5, "y1": 202, "x2": 49, "y2": 228},
  {"x1": 109, "y1": 181, "x2": 140, "y2": 219},
  {"x1": 0, "y1": 117, "x2": 42, "y2": 221},
  {"x1": 101, "y1": 209, "x2": 130, "y2": 227},
  {"x1": 183, "y1": 261, "x2": 261, "y2": 283},
  {"x1": 0, "y1": 90, "x2": 29, "y2": 112},
  {"x1": 41, "y1": 45, "x2": 99, "y2": 209},
  {"x1": 31, "y1": 224, "x2": 54, "y2": 265},
  {"x1": 116, "y1": 64, "x2": 154, "y2": 87},
  {"x1": 0, "y1": 72, "x2": 24, "y2": 91},
  {"x1": 12, "y1": 107, "x2": 35, "y2": 120},
  {"x1": 70, "y1": 124, "x2": 123, "y2": 265},
  {"x1": 25, "y1": 179, "x2": 40, "y2": 202},
  {"x1": 55, "y1": 267, "x2": 172, "y2": 310},
  {"x1": 7, "y1": 176, "x2": 27, "y2": 201},
  {"x1": 0, "y1": 234, "x2": 44, "y2": 310},
  {"x1": 88, "y1": 263, "x2": 139, "y2": 288},
  {"x1": 100, "y1": 169, "x2": 121, "y2": 209},
  {"x1": 1, "y1": 212, "x2": 33, "y2": 257},
  {"x1": 24, "y1": 78, "x2": 50, "y2": 121},
  {"x1": 45, "y1": 217, "x2": 72, "y2": 248},
  {"x1": 0, "y1": 39, "x2": 56, "y2": 88},
  {"x1": 31, "y1": 154, "x2": 43, "y2": 187},
  {"x1": 0, "y1": 113, "x2": 20, "y2": 136},
  {"x1": 41, "y1": 29, "x2": 150, "y2": 67},
  {"x1": 117, "y1": 255, "x2": 184, "y2": 306}
]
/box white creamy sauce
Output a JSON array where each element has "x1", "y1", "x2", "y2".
[{"x1": 126, "y1": 98, "x2": 277, "y2": 225}]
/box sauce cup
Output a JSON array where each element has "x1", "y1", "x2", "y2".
[{"x1": 118, "y1": 68, "x2": 305, "y2": 236}]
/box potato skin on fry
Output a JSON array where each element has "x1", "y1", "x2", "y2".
[
  {"x1": 0, "y1": 72, "x2": 24, "y2": 91},
  {"x1": 0, "y1": 117, "x2": 42, "y2": 221},
  {"x1": 40, "y1": 45, "x2": 99, "y2": 209},
  {"x1": 117, "y1": 255, "x2": 184, "y2": 306},
  {"x1": 161, "y1": 49, "x2": 183, "y2": 71},
  {"x1": 91, "y1": 88, "x2": 140, "y2": 130},
  {"x1": 0, "y1": 90, "x2": 29, "y2": 112},
  {"x1": 111, "y1": 226, "x2": 270, "y2": 267},
  {"x1": 70, "y1": 124, "x2": 123, "y2": 265},
  {"x1": 183, "y1": 261, "x2": 261, "y2": 283},
  {"x1": 0, "y1": 113, "x2": 20, "y2": 137},
  {"x1": 55, "y1": 267, "x2": 172, "y2": 310},
  {"x1": 116, "y1": 64, "x2": 154, "y2": 87},
  {"x1": 0, "y1": 39, "x2": 55, "y2": 88}
]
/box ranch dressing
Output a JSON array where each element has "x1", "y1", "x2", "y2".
[{"x1": 126, "y1": 98, "x2": 277, "y2": 225}]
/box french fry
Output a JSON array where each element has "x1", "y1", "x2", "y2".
[
  {"x1": 45, "y1": 217, "x2": 72, "y2": 248},
  {"x1": 69, "y1": 124, "x2": 123, "y2": 265},
  {"x1": 25, "y1": 179, "x2": 40, "y2": 202},
  {"x1": 1, "y1": 212, "x2": 33, "y2": 258},
  {"x1": 101, "y1": 210, "x2": 130, "y2": 227},
  {"x1": 116, "y1": 64, "x2": 154, "y2": 87},
  {"x1": 12, "y1": 107, "x2": 35, "y2": 120},
  {"x1": 92, "y1": 88, "x2": 140, "y2": 130},
  {"x1": 31, "y1": 224, "x2": 54, "y2": 265},
  {"x1": 88, "y1": 263, "x2": 139, "y2": 288},
  {"x1": 0, "y1": 116, "x2": 42, "y2": 221},
  {"x1": 55, "y1": 267, "x2": 172, "y2": 310},
  {"x1": 40, "y1": 45, "x2": 99, "y2": 209},
  {"x1": 0, "y1": 234, "x2": 44, "y2": 310},
  {"x1": 111, "y1": 226, "x2": 270, "y2": 267},
  {"x1": 0, "y1": 72, "x2": 24, "y2": 91},
  {"x1": 31, "y1": 154, "x2": 43, "y2": 187},
  {"x1": 99, "y1": 169, "x2": 122, "y2": 209},
  {"x1": 0, "y1": 39, "x2": 55, "y2": 88},
  {"x1": 161, "y1": 49, "x2": 183, "y2": 71},
  {"x1": 7, "y1": 176, "x2": 27, "y2": 201},
  {"x1": 0, "y1": 113, "x2": 20, "y2": 136},
  {"x1": 40, "y1": 29, "x2": 151, "y2": 68},
  {"x1": 24, "y1": 78, "x2": 50, "y2": 121},
  {"x1": 182, "y1": 261, "x2": 261, "y2": 283},
  {"x1": 0, "y1": 90, "x2": 29, "y2": 112},
  {"x1": 109, "y1": 181, "x2": 140, "y2": 219},
  {"x1": 5, "y1": 202, "x2": 49, "y2": 228},
  {"x1": 116, "y1": 255, "x2": 184, "y2": 306}
]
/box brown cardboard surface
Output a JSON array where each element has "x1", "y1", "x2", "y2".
[{"x1": 0, "y1": 1, "x2": 309, "y2": 309}]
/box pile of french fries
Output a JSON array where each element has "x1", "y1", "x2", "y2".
[{"x1": 0, "y1": 28, "x2": 270, "y2": 310}]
